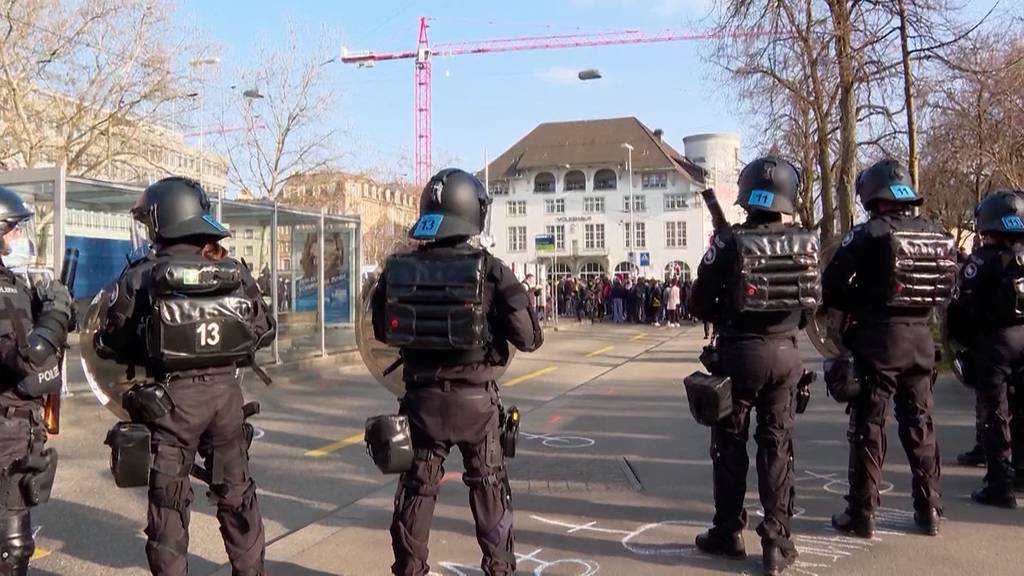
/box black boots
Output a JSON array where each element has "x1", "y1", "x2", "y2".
[
  {"x1": 831, "y1": 510, "x2": 875, "y2": 538},
  {"x1": 913, "y1": 507, "x2": 941, "y2": 536},
  {"x1": 971, "y1": 485, "x2": 1019, "y2": 509},
  {"x1": 695, "y1": 529, "x2": 747, "y2": 559},
  {"x1": 762, "y1": 544, "x2": 798, "y2": 576},
  {"x1": 957, "y1": 444, "x2": 986, "y2": 467}
]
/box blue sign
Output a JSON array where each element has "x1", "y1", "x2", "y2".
[
  {"x1": 639, "y1": 252, "x2": 650, "y2": 266},
  {"x1": 1003, "y1": 215, "x2": 1024, "y2": 231},
  {"x1": 412, "y1": 214, "x2": 443, "y2": 239},
  {"x1": 748, "y1": 189, "x2": 775, "y2": 209},
  {"x1": 889, "y1": 184, "x2": 917, "y2": 200}
]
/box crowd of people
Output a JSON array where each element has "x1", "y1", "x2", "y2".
[{"x1": 522, "y1": 273, "x2": 698, "y2": 327}]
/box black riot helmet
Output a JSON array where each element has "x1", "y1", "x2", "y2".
[
  {"x1": 0, "y1": 187, "x2": 34, "y2": 236},
  {"x1": 735, "y1": 155, "x2": 800, "y2": 215},
  {"x1": 855, "y1": 159, "x2": 923, "y2": 211},
  {"x1": 409, "y1": 168, "x2": 490, "y2": 241},
  {"x1": 132, "y1": 177, "x2": 230, "y2": 242},
  {"x1": 975, "y1": 190, "x2": 1024, "y2": 235}
]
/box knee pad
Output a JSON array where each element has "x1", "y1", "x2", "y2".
[
  {"x1": 0, "y1": 511, "x2": 32, "y2": 572},
  {"x1": 150, "y1": 447, "x2": 193, "y2": 515},
  {"x1": 463, "y1": 467, "x2": 507, "y2": 490},
  {"x1": 399, "y1": 458, "x2": 443, "y2": 498}
]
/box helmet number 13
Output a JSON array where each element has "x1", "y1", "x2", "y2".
[{"x1": 196, "y1": 322, "x2": 221, "y2": 348}]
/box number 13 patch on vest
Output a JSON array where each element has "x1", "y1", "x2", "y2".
[
  {"x1": 412, "y1": 214, "x2": 444, "y2": 239},
  {"x1": 748, "y1": 189, "x2": 775, "y2": 209}
]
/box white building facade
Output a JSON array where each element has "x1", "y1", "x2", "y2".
[{"x1": 484, "y1": 118, "x2": 741, "y2": 283}]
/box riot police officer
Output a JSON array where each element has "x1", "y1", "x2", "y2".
[
  {"x1": 371, "y1": 168, "x2": 543, "y2": 576},
  {"x1": 96, "y1": 177, "x2": 275, "y2": 576},
  {"x1": 947, "y1": 190, "x2": 1024, "y2": 508},
  {"x1": 0, "y1": 187, "x2": 69, "y2": 575},
  {"x1": 822, "y1": 159, "x2": 954, "y2": 538},
  {"x1": 690, "y1": 156, "x2": 819, "y2": 576}
]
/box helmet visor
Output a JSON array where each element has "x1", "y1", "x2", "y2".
[{"x1": 1, "y1": 218, "x2": 40, "y2": 276}]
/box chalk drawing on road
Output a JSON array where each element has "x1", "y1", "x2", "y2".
[
  {"x1": 431, "y1": 547, "x2": 599, "y2": 576},
  {"x1": 530, "y1": 514, "x2": 706, "y2": 558},
  {"x1": 251, "y1": 427, "x2": 266, "y2": 441},
  {"x1": 787, "y1": 506, "x2": 913, "y2": 576},
  {"x1": 521, "y1": 431, "x2": 596, "y2": 449},
  {"x1": 748, "y1": 505, "x2": 807, "y2": 518},
  {"x1": 795, "y1": 469, "x2": 894, "y2": 495}
]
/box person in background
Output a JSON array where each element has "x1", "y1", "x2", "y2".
[{"x1": 667, "y1": 279, "x2": 682, "y2": 327}]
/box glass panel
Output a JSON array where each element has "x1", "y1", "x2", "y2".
[
  {"x1": 275, "y1": 208, "x2": 323, "y2": 362},
  {"x1": 324, "y1": 216, "x2": 358, "y2": 354}
]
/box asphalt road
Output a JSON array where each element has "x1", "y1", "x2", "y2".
[{"x1": 28, "y1": 322, "x2": 1024, "y2": 576}]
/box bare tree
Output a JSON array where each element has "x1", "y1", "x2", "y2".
[
  {"x1": 223, "y1": 29, "x2": 339, "y2": 200},
  {"x1": 0, "y1": 0, "x2": 200, "y2": 176}
]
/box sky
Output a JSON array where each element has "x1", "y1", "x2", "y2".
[{"x1": 178, "y1": 0, "x2": 997, "y2": 179}]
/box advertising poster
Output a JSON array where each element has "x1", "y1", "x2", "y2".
[{"x1": 292, "y1": 228, "x2": 351, "y2": 324}]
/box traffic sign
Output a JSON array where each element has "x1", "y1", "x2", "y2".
[
  {"x1": 639, "y1": 252, "x2": 650, "y2": 266},
  {"x1": 535, "y1": 234, "x2": 555, "y2": 253}
]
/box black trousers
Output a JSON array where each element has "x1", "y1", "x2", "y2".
[
  {"x1": 0, "y1": 400, "x2": 42, "y2": 576},
  {"x1": 146, "y1": 374, "x2": 265, "y2": 576},
  {"x1": 711, "y1": 334, "x2": 801, "y2": 547},
  {"x1": 971, "y1": 327, "x2": 1024, "y2": 490},
  {"x1": 391, "y1": 382, "x2": 512, "y2": 576},
  {"x1": 846, "y1": 322, "x2": 942, "y2": 514}
]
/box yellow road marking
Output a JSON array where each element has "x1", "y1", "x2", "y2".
[
  {"x1": 586, "y1": 345, "x2": 615, "y2": 357},
  {"x1": 630, "y1": 333, "x2": 647, "y2": 341},
  {"x1": 504, "y1": 366, "x2": 558, "y2": 387},
  {"x1": 306, "y1": 432, "x2": 364, "y2": 458},
  {"x1": 32, "y1": 547, "x2": 51, "y2": 560}
]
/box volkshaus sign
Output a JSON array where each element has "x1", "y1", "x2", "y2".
[{"x1": 554, "y1": 216, "x2": 592, "y2": 223}]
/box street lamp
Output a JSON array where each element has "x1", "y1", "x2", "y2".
[
  {"x1": 621, "y1": 142, "x2": 634, "y2": 276},
  {"x1": 189, "y1": 57, "x2": 220, "y2": 214}
]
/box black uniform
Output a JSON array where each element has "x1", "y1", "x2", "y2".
[
  {"x1": 371, "y1": 241, "x2": 542, "y2": 576},
  {"x1": 99, "y1": 242, "x2": 274, "y2": 576},
  {"x1": 949, "y1": 244, "x2": 1024, "y2": 496},
  {"x1": 822, "y1": 213, "x2": 948, "y2": 520},
  {"x1": 691, "y1": 221, "x2": 809, "y2": 554}
]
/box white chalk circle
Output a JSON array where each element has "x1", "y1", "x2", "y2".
[
  {"x1": 251, "y1": 427, "x2": 266, "y2": 441},
  {"x1": 520, "y1": 432, "x2": 596, "y2": 449},
  {"x1": 620, "y1": 520, "x2": 707, "y2": 557},
  {"x1": 749, "y1": 505, "x2": 807, "y2": 518}
]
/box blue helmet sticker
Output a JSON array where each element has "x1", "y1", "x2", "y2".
[
  {"x1": 747, "y1": 189, "x2": 775, "y2": 209},
  {"x1": 889, "y1": 184, "x2": 917, "y2": 200},
  {"x1": 202, "y1": 214, "x2": 228, "y2": 232},
  {"x1": 412, "y1": 214, "x2": 444, "y2": 239},
  {"x1": 1002, "y1": 215, "x2": 1024, "y2": 231}
]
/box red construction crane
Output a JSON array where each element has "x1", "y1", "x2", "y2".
[{"x1": 342, "y1": 17, "x2": 757, "y2": 184}]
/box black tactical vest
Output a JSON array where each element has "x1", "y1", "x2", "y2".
[
  {"x1": 732, "y1": 227, "x2": 821, "y2": 312},
  {"x1": 886, "y1": 229, "x2": 956, "y2": 307},
  {"x1": 146, "y1": 255, "x2": 257, "y2": 372},
  {"x1": 383, "y1": 250, "x2": 490, "y2": 352},
  {"x1": 995, "y1": 249, "x2": 1024, "y2": 323}
]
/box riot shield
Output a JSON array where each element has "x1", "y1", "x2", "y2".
[{"x1": 81, "y1": 284, "x2": 147, "y2": 420}]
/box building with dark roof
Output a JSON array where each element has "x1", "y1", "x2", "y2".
[{"x1": 482, "y1": 116, "x2": 740, "y2": 284}]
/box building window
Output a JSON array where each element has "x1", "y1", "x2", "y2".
[
  {"x1": 544, "y1": 198, "x2": 566, "y2": 214},
  {"x1": 594, "y1": 169, "x2": 617, "y2": 190},
  {"x1": 244, "y1": 245, "x2": 254, "y2": 257},
  {"x1": 664, "y1": 261, "x2": 691, "y2": 281},
  {"x1": 624, "y1": 222, "x2": 646, "y2": 248},
  {"x1": 490, "y1": 180, "x2": 509, "y2": 196},
  {"x1": 547, "y1": 262, "x2": 572, "y2": 282},
  {"x1": 579, "y1": 261, "x2": 605, "y2": 280},
  {"x1": 507, "y1": 200, "x2": 527, "y2": 216},
  {"x1": 584, "y1": 223, "x2": 605, "y2": 250},
  {"x1": 642, "y1": 171, "x2": 668, "y2": 189},
  {"x1": 665, "y1": 221, "x2": 687, "y2": 248},
  {"x1": 283, "y1": 258, "x2": 292, "y2": 270},
  {"x1": 564, "y1": 170, "x2": 586, "y2": 192},
  {"x1": 583, "y1": 196, "x2": 604, "y2": 214},
  {"x1": 508, "y1": 226, "x2": 527, "y2": 252},
  {"x1": 614, "y1": 261, "x2": 638, "y2": 278},
  {"x1": 545, "y1": 225, "x2": 565, "y2": 250},
  {"x1": 664, "y1": 193, "x2": 688, "y2": 211},
  {"x1": 622, "y1": 195, "x2": 647, "y2": 213},
  {"x1": 243, "y1": 228, "x2": 254, "y2": 239},
  {"x1": 534, "y1": 172, "x2": 555, "y2": 193}
]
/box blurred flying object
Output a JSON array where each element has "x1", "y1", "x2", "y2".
[
  {"x1": 341, "y1": 17, "x2": 762, "y2": 184},
  {"x1": 578, "y1": 68, "x2": 602, "y2": 80},
  {"x1": 242, "y1": 88, "x2": 264, "y2": 99}
]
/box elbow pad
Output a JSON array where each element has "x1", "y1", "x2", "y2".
[{"x1": 25, "y1": 312, "x2": 69, "y2": 369}]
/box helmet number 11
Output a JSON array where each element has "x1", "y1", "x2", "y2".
[{"x1": 196, "y1": 321, "x2": 221, "y2": 349}]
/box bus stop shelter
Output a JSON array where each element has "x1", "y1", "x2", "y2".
[{"x1": 0, "y1": 166, "x2": 361, "y2": 364}]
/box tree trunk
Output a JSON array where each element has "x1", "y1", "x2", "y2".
[
  {"x1": 897, "y1": 0, "x2": 919, "y2": 190},
  {"x1": 828, "y1": 0, "x2": 857, "y2": 232}
]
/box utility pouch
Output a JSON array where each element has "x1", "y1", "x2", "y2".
[
  {"x1": 365, "y1": 414, "x2": 414, "y2": 475},
  {"x1": 500, "y1": 405, "x2": 520, "y2": 458},
  {"x1": 684, "y1": 371, "x2": 733, "y2": 426},
  {"x1": 795, "y1": 370, "x2": 816, "y2": 414},
  {"x1": 104, "y1": 422, "x2": 152, "y2": 488},
  {"x1": 124, "y1": 383, "x2": 175, "y2": 423},
  {"x1": 954, "y1": 351, "x2": 975, "y2": 389},
  {"x1": 15, "y1": 447, "x2": 58, "y2": 506}
]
